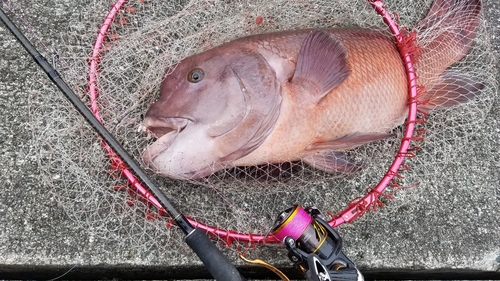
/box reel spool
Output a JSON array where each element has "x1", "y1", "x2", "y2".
[{"x1": 272, "y1": 205, "x2": 363, "y2": 281}]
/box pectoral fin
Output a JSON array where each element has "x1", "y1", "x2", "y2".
[
  {"x1": 306, "y1": 133, "x2": 395, "y2": 152},
  {"x1": 291, "y1": 30, "x2": 350, "y2": 104},
  {"x1": 303, "y1": 150, "x2": 361, "y2": 174}
]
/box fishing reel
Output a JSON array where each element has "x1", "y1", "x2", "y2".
[{"x1": 271, "y1": 205, "x2": 364, "y2": 281}]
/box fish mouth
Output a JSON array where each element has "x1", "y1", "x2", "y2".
[
  {"x1": 143, "y1": 116, "x2": 190, "y2": 138},
  {"x1": 142, "y1": 116, "x2": 190, "y2": 164}
]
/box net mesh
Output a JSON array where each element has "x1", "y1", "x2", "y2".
[{"x1": 5, "y1": 0, "x2": 497, "y2": 255}]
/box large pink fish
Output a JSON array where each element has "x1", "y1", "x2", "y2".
[{"x1": 143, "y1": 0, "x2": 482, "y2": 180}]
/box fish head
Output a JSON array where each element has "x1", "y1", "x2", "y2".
[{"x1": 143, "y1": 44, "x2": 282, "y2": 179}]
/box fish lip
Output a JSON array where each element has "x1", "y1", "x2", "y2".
[
  {"x1": 142, "y1": 130, "x2": 177, "y2": 166},
  {"x1": 143, "y1": 116, "x2": 190, "y2": 138},
  {"x1": 170, "y1": 162, "x2": 226, "y2": 180},
  {"x1": 142, "y1": 116, "x2": 191, "y2": 165}
]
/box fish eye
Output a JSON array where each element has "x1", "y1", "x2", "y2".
[{"x1": 187, "y1": 68, "x2": 204, "y2": 83}]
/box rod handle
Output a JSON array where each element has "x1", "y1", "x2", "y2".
[{"x1": 185, "y1": 228, "x2": 246, "y2": 281}]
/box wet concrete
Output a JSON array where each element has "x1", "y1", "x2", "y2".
[{"x1": 1, "y1": 0, "x2": 499, "y2": 280}]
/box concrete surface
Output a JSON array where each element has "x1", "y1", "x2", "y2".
[{"x1": 0, "y1": 0, "x2": 499, "y2": 280}]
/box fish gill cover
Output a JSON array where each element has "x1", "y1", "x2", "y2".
[{"x1": 9, "y1": 0, "x2": 497, "y2": 260}]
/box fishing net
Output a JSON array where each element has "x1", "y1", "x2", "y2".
[{"x1": 2, "y1": 0, "x2": 496, "y2": 264}]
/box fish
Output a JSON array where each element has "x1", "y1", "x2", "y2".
[{"x1": 142, "y1": 0, "x2": 483, "y2": 180}]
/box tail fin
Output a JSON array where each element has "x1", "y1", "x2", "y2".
[
  {"x1": 418, "y1": 70, "x2": 484, "y2": 113},
  {"x1": 415, "y1": 0, "x2": 483, "y2": 113},
  {"x1": 415, "y1": 0, "x2": 482, "y2": 84}
]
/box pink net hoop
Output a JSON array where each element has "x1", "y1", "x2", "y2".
[{"x1": 87, "y1": 0, "x2": 419, "y2": 244}]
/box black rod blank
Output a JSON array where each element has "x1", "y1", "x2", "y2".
[{"x1": 0, "y1": 5, "x2": 188, "y2": 233}]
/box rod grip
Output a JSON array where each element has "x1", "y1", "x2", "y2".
[{"x1": 185, "y1": 228, "x2": 245, "y2": 280}]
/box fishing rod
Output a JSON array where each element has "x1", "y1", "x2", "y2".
[{"x1": 0, "y1": 6, "x2": 244, "y2": 281}]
